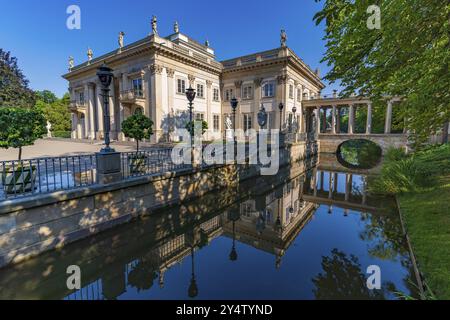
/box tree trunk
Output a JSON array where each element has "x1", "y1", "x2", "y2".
[
  {"x1": 18, "y1": 146, "x2": 22, "y2": 161},
  {"x1": 136, "y1": 139, "x2": 139, "y2": 153},
  {"x1": 442, "y1": 121, "x2": 449, "y2": 144}
]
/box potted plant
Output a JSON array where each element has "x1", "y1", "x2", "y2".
[
  {"x1": 0, "y1": 108, "x2": 46, "y2": 193},
  {"x1": 121, "y1": 113, "x2": 153, "y2": 174}
]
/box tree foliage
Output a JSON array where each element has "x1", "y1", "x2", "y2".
[
  {"x1": 314, "y1": 0, "x2": 450, "y2": 144},
  {"x1": 0, "y1": 108, "x2": 46, "y2": 160},
  {"x1": 185, "y1": 120, "x2": 208, "y2": 136},
  {"x1": 35, "y1": 90, "x2": 71, "y2": 134},
  {"x1": 0, "y1": 49, "x2": 36, "y2": 108},
  {"x1": 121, "y1": 113, "x2": 154, "y2": 151}
]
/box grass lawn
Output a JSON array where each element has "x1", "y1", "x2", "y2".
[{"x1": 398, "y1": 177, "x2": 450, "y2": 299}]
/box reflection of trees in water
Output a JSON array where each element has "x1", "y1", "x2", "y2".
[
  {"x1": 358, "y1": 213, "x2": 419, "y2": 299},
  {"x1": 128, "y1": 259, "x2": 159, "y2": 292},
  {"x1": 359, "y1": 212, "x2": 407, "y2": 261},
  {"x1": 312, "y1": 249, "x2": 392, "y2": 300},
  {"x1": 337, "y1": 140, "x2": 382, "y2": 169}
]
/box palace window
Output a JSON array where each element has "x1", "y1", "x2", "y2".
[
  {"x1": 242, "y1": 85, "x2": 253, "y2": 100},
  {"x1": 197, "y1": 83, "x2": 204, "y2": 98},
  {"x1": 297, "y1": 88, "x2": 302, "y2": 102},
  {"x1": 78, "y1": 92, "x2": 85, "y2": 104},
  {"x1": 132, "y1": 78, "x2": 143, "y2": 97},
  {"x1": 262, "y1": 82, "x2": 275, "y2": 98},
  {"x1": 213, "y1": 114, "x2": 220, "y2": 132},
  {"x1": 243, "y1": 113, "x2": 253, "y2": 132},
  {"x1": 195, "y1": 113, "x2": 205, "y2": 121},
  {"x1": 289, "y1": 84, "x2": 294, "y2": 99},
  {"x1": 177, "y1": 78, "x2": 186, "y2": 94},
  {"x1": 213, "y1": 88, "x2": 220, "y2": 101},
  {"x1": 224, "y1": 88, "x2": 234, "y2": 101}
]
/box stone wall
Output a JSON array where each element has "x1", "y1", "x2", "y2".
[{"x1": 0, "y1": 165, "x2": 238, "y2": 268}]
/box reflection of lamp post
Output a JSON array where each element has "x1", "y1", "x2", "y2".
[
  {"x1": 229, "y1": 220, "x2": 238, "y2": 261},
  {"x1": 186, "y1": 86, "x2": 196, "y2": 164},
  {"x1": 230, "y1": 98, "x2": 239, "y2": 160},
  {"x1": 188, "y1": 247, "x2": 198, "y2": 298},
  {"x1": 97, "y1": 63, "x2": 115, "y2": 153}
]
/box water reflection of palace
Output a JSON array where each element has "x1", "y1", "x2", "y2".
[{"x1": 0, "y1": 159, "x2": 386, "y2": 300}]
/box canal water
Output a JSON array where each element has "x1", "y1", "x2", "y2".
[{"x1": 0, "y1": 156, "x2": 418, "y2": 300}]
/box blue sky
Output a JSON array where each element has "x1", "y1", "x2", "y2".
[{"x1": 0, "y1": 0, "x2": 339, "y2": 98}]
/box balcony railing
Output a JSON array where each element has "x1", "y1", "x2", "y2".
[
  {"x1": 120, "y1": 89, "x2": 145, "y2": 104},
  {"x1": 69, "y1": 101, "x2": 87, "y2": 112}
]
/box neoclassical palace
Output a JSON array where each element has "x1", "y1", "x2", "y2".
[{"x1": 63, "y1": 19, "x2": 324, "y2": 143}]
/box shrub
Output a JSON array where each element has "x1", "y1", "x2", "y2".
[
  {"x1": 371, "y1": 144, "x2": 450, "y2": 194},
  {"x1": 52, "y1": 131, "x2": 71, "y2": 138},
  {"x1": 185, "y1": 120, "x2": 208, "y2": 136},
  {"x1": 121, "y1": 113, "x2": 153, "y2": 151}
]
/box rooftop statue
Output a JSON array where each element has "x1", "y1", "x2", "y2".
[
  {"x1": 87, "y1": 47, "x2": 93, "y2": 64},
  {"x1": 118, "y1": 31, "x2": 125, "y2": 49},
  {"x1": 281, "y1": 29, "x2": 287, "y2": 48},
  {"x1": 151, "y1": 15, "x2": 158, "y2": 35},
  {"x1": 174, "y1": 21, "x2": 179, "y2": 33},
  {"x1": 68, "y1": 56, "x2": 74, "y2": 71}
]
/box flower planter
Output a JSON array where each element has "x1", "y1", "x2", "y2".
[
  {"x1": 128, "y1": 154, "x2": 148, "y2": 174},
  {"x1": 1, "y1": 166, "x2": 37, "y2": 194}
]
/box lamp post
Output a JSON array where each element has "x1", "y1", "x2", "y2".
[
  {"x1": 292, "y1": 106, "x2": 297, "y2": 133},
  {"x1": 185, "y1": 86, "x2": 196, "y2": 164},
  {"x1": 278, "y1": 102, "x2": 284, "y2": 131},
  {"x1": 97, "y1": 63, "x2": 115, "y2": 153},
  {"x1": 230, "y1": 97, "x2": 239, "y2": 160}
]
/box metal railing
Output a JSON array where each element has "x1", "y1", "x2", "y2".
[
  {"x1": 0, "y1": 155, "x2": 97, "y2": 200},
  {"x1": 121, "y1": 148, "x2": 192, "y2": 179}
]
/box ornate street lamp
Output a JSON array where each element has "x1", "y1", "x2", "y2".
[
  {"x1": 230, "y1": 97, "x2": 239, "y2": 160},
  {"x1": 97, "y1": 63, "x2": 115, "y2": 153},
  {"x1": 278, "y1": 102, "x2": 284, "y2": 131},
  {"x1": 186, "y1": 86, "x2": 196, "y2": 164}
]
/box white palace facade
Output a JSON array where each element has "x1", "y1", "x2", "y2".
[{"x1": 63, "y1": 20, "x2": 324, "y2": 143}]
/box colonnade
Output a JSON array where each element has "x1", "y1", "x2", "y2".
[{"x1": 303, "y1": 99, "x2": 399, "y2": 135}]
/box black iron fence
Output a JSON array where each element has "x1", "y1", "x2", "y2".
[
  {"x1": 121, "y1": 148, "x2": 192, "y2": 179},
  {"x1": 0, "y1": 155, "x2": 96, "y2": 200}
]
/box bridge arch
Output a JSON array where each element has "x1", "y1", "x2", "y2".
[{"x1": 318, "y1": 134, "x2": 408, "y2": 155}]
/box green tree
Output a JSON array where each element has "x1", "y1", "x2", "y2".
[
  {"x1": 121, "y1": 113, "x2": 154, "y2": 151},
  {"x1": 35, "y1": 90, "x2": 71, "y2": 134},
  {"x1": 35, "y1": 90, "x2": 58, "y2": 104},
  {"x1": 0, "y1": 49, "x2": 36, "y2": 108},
  {"x1": 185, "y1": 120, "x2": 208, "y2": 136},
  {"x1": 314, "y1": 0, "x2": 450, "y2": 145},
  {"x1": 0, "y1": 108, "x2": 46, "y2": 160}
]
